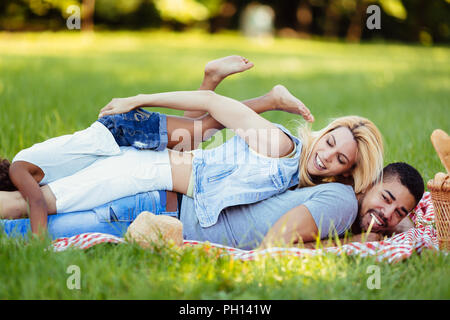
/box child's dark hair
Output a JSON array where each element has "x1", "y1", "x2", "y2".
[
  {"x1": 0, "y1": 158, "x2": 17, "y2": 191},
  {"x1": 383, "y1": 162, "x2": 424, "y2": 205}
]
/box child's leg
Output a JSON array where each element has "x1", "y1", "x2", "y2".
[
  {"x1": 96, "y1": 56, "x2": 255, "y2": 152},
  {"x1": 101, "y1": 90, "x2": 276, "y2": 152},
  {"x1": 99, "y1": 57, "x2": 309, "y2": 152},
  {"x1": 183, "y1": 55, "x2": 254, "y2": 119}
]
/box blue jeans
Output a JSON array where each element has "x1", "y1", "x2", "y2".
[
  {"x1": 0, "y1": 191, "x2": 178, "y2": 239},
  {"x1": 97, "y1": 108, "x2": 168, "y2": 151}
]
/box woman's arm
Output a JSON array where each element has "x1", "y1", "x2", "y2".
[
  {"x1": 99, "y1": 91, "x2": 295, "y2": 158},
  {"x1": 259, "y1": 205, "x2": 319, "y2": 249}
]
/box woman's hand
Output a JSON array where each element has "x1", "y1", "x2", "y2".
[{"x1": 98, "y1": 96, "x2": 140, "y2": 118}]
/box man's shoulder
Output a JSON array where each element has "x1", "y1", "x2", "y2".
[
  {"x1": 293, "y1": 183, "x2": 358, "y2": 237},
  {"x1": 290, "y1": 182, "x2": 356, "y2": 198},
  {"x1": 275, "y1": 183, "x2": 358, "y2": 215}
]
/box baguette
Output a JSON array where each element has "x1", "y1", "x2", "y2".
[
  {"x1": 431, "y1": 129, "x2": 450, "y2": 174},
  {"x1": 428, "y1": 172, "x2": 450, "y2": 191},
  {"x1": 434, "y1": 172, "x2": 449, "y2": 188}
]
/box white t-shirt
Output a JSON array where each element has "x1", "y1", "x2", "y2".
[
  {"x1": 48, "y1": 146, "x2": 173, "y2": 213},
  {"x1": 12, "y1": 121, "x2": 121, "y2": 185}
]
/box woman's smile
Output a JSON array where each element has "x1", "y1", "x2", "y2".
[
  {"x1": 307, "y1": 126, "x2": 358, "y2": 178},
  {"x1": 314, "y1": 153, "x2": 327, "y2": 171}
]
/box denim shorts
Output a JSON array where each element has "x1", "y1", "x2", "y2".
[
  {"x1": 97, "y1": 108, "x2": 168, "y2": 151},
  {"x1": 0, "y1": 191, "x2": 179, "y2": 239}
]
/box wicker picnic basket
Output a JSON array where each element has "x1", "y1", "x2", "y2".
[
  {"x1": 428, "y1": 129, "x2": 450, "y2": 251},
  {"x1": 427, "y1": 179, "x2": 450, "y2": 250}
]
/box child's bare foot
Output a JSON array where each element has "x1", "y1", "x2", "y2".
[
  {"x1": 189, "y1": 56, "x2": 253, "y2": 119},
  {"x1": 204, "y1": 55, "x2": 254, "y2": 86},
  {"x1": 269, "y1": 85, "x2": 314, "y2": 122}
]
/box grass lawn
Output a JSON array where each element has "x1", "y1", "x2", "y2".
[{"x1": 0, "y1": 31, "x2": 449, "y2": 299}]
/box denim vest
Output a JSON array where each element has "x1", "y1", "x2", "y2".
[{"x1": 191, "y1": 123, "x2": 302, "y2": 227}]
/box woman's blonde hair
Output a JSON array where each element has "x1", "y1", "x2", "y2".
[{"x1": 297, "y1": 115, "x2": 384, "y2": 194}]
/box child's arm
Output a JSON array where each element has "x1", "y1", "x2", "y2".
[
  {"x1": 9, "y1": 162, "x2": 48, "y2": 236},
  {"x1": 99, "y1": 91, "x2": 295, "y2": 158}
]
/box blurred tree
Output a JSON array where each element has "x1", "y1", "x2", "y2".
[
  {"x1": 208, "y1": 1, "x2": 236, "y2": 32},
  {"x1": 379, "y1": 0, "x2": 407, "y2": 19},
  {"x1": 346, "y1": 0, "x2": 366, "y2": 41},
  {"x1": 153, "y1": 0, "x2": 222, "y2": 25},
  {"x1": 94, "y1": 0, "x2": 160, "y2": 29},
  {"x1": 0, "y1": 0, "x2": 448, "y2": 43},
  {"x1": 82, "y1": 0, "x2": 95, "y2": 31}
]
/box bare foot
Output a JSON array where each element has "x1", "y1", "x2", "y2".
[
  {"x1": 204, "y1": 55, "x2": 254, "y2": 85},
  {"x1": 269, "y1": 85, "x2": 314, "y2": 122}
]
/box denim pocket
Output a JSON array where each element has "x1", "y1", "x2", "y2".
[
  {"x1": 207, "y1": 167, "x2": 237, "y2": 183},
  {"x1": 93, "y1": 205, "x2": 113, "y2": 223},
  {"x1": 269, "y1": 162, "x2": 285, "y2": 190},
  {"x1": 93, "y1": 194, "x2": 151, "y2": 223},
  {"x1": 109, "y1": 209, "x2": 119, "y2": 222}
]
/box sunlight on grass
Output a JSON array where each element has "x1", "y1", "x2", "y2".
[{"x1": 0, "y1": 231, "x2": 448, "y2": 299}]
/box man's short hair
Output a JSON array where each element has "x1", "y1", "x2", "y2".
[{"x1": 383, "y1": 162, "x2": 424, "y2": 205}]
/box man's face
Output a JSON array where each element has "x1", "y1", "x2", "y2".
[{"x1": 358, "y1": 178, "x2": 416, "y2": 233}]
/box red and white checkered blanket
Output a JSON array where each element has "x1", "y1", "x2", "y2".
[{"x1": 52, "y1": 192, "x2": 441, "y2": 263}]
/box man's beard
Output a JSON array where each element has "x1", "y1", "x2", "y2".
[
  {"x1": 354, "y1": 193, "x2": 365, "y2": 233},
  {"x1": 356, "y1": 194, "x2": 382, "y2": 233}
]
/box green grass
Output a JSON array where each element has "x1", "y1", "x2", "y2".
[
  {"x1": 0, "y1": 234, "x2": 449, "y2": 299},
  {"x1": 0, "y1": 31, "x2": 449, "y2": 299}
]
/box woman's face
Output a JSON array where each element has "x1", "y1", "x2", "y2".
[{"x1": 306, "y1": 126, "x2": 358, "y2": 178}]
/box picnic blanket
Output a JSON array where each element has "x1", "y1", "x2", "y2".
[{"x1": 52, "y1": 192, "x2": 441, "y2": 263}]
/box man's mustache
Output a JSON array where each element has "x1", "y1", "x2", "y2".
[{"x1": 366, "y1": 209, "x2": 387, "y2": 228}]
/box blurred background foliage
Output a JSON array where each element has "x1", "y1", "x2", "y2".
[{"x1": 0, "y1": 0, "x2": 449, "y2": 44}]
